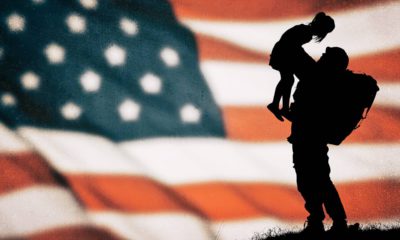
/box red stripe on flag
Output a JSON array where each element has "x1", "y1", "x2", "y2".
[
  {"x1": 0, "y1": 152, "x2": 59, "y2": 194},
  {"x1": 349, "y1": 49, "x2": 400, "y2": 81},
  {"x1": 67, "y1": 175, "x2": 202, "y2": 216},
  {"x1": 170, "y1": 0, "x2": 393, "y2": 21},
  {"x1": 222, "y1": 106, "x2": 291, "y2": 142},
  {"x1": 65, "y1": 174, "x2": 400, "y2": 221},
  {"x1": 21, "y1": 226, "x2": 121, "y2": 240},
  {"x1": 222, "y1": 107, "x2": 400, "y2": 142},
  {"x1": 196, "y1": 33, "x2": 400, "y2": 81},
  {"x1": 177, "y1": 180, "x2": 400, "y2": 221},
  {"x1": 338, "y1": 180, "x2": 400, "y2": 220},
  {"x1": 176, "y1": 182, "x2": 303, "y2": 221}
]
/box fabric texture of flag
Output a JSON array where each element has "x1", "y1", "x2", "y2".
[{"x1": 0, "y1": 0, "x2": 399, "y2": 239}]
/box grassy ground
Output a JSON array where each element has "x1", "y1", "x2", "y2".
[{"x1": 251, "y1": 224, "x2": 400, "y2": 240}]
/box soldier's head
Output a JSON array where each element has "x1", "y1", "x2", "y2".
[{"x1": 318, "y1": 47, "x2": 349, "y2": 73}]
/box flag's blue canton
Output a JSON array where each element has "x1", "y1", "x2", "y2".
[{"x1": 0, "y1": 0, "x2": 225, "y2": 141}]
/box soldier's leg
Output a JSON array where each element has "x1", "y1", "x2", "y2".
[
  {"x1": 324, "y1": 180, "x2": 346, "y2": 219},
  {"x1": 292, "y1": 143, "x2": 325, "y2": 223},
  {"x1": 319, "y1": 145, "x2": 347, "y2": 224}
]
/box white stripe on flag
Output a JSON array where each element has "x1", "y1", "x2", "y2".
[
  {"x1": 90, "y1": 214, "x2": 300, "y2": 240},
  {"x1": 200, "y1": 61, "x2": 399, "y2": 107},
  {"x1": 182, "y1": 1, "x2": 400, "y2": 57},
  {"x1": 17, "y1": 127, "x2": 400, "y2": 185},
  {"x1": 89, "y1": 212, "x2": 213, "y2": 240},
  {"x1": 0, "y1": 123, "x2": 32, "y2": 152},
  {"x1": 212, "y1": 218, "x2": 299, "y2": 240},
  {"x1": 16, "y1": 127, "x2": 148, "y2": 175},
  {"x1": 0, "y1": 186, "x2": 90, "y2": 238}
]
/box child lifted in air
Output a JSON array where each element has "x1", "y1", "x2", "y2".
[{"x1": 267, "y1": 12, "x2": 335, "y2": 121}]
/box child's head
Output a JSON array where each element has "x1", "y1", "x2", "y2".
[{"x1": 309, "y1": 12, "x2": 335, "y2": 42}]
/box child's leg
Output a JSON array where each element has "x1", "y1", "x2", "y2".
[
  {"x1": 272, "y1": 71, "x2": 293, "y2": 107},
  {"x1": 268, "y1": 71, "x2": 292, "y2": 121},
  {"x1": 271, "y1": 81, "x2": 283, "y2": 108},
  {"x1": 280, "y1": 72, "x2": 295, "y2": 111}
]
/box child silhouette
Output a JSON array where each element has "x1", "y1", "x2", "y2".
[{"x1": 268, "y1": 12, "x2": 335, "y2": 121}]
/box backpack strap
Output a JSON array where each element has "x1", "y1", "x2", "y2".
[{"x1": 355, "y1": 74, "x2": 379, "y2": 129}]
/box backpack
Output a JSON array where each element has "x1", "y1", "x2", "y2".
[{"x1": 324, "y1": 71, "x2": 379, "y2": 145}]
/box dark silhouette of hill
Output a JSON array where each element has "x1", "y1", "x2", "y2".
[{"x1": 252, "y1": 225, "x2": 400, "y2": 240}]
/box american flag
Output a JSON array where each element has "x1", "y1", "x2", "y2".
[{"x1": 0, "y1": 0, "x2": 399, "y2": 239}]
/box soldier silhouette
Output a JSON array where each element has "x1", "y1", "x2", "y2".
[
  {"x1": 268, "y1": 12, "x2": 334, "y2": 121},
  {"x1": 288, "y1": 47, "x2": 351, "y2": 237}
]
